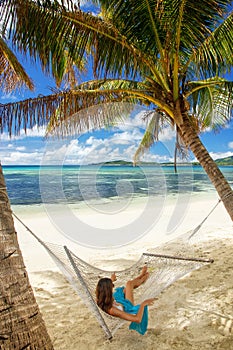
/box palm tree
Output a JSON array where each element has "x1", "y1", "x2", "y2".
[
  {"x1": 1, "y1": 0, "x2": 233, "y2": 220},
  {"x1": 0, "y1": 2, "x2": 62, "y2": 349},
  {"x1": 0, "y1": 166, "x2": 54, "y2": 349},
  {"x1": 0, "y1": 1, "x2": 232, "y2": 346},
  {"x1": 4, "y1": 0, "x2": 231, "y2": 218}
]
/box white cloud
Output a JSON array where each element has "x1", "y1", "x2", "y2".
[
  {"x1": 209, "y1": 151, "x2": 233, "y2": 160},
  {"x1": 3, "y1": 110, "x2": 231, "y2": 166},
  {"x1": 1, "y1": 151, "x2": 43, "y2": 165},
  {"x1": 1, "y1": 120, "x2": 176, "y2": 165},
  {"x1": 15, "y1": 146, "x2": 26, "y2": 151},
  {"x1": 110, "y1": 130, "x2": 142, "y2": 145},
  {"x1": 142, "y1": 153, "x2": 173, "y2": 163},
  {"x1": 26, "y1": 126, "x2": 47, "y2": 137},
  {"x1": 203, "y1": 123, "x2": 232, "y2": 134},
  {"x1": 0, "y1": 125, "x2": 47, "y2": 141},
  {"x1": 113, "y1": 112, "x2": 175, "y2": 143},
  {"x1": 117, "y1": 113, "x2": 146, "y2": 131},
  {"x1": 40, "y1": 131, "x2": 139, "y2": 165},
  {"x1": 86, "y1": 136, "x2": 104, "y2": 147},
  {"x1": 159, "y1": 126, "x2": 176, "y2": 141}
]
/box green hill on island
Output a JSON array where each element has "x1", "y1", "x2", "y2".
[
  {"x1": 214, "y1": 156, "x2": 233, "y2": 166},
  {"x1": 93, "y1": 156, "x2": 233, "y2": 166}
]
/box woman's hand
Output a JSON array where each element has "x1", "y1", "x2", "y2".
[
  {"x1": 111, "y1": 272, "x2": 117, "y2": 282},
  {"x1": 142, "y1": 298, "x2": 157, "y2": 306}
]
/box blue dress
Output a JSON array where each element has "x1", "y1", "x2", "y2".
[{"x1": 113, "y1": 286, "x2": 148, "y2": 335}]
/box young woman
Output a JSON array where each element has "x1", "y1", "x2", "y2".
[{"x1": 96, "y1": 266, "x2": 155, "y2": 335}]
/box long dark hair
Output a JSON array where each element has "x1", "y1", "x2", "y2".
[{"x1": 96, "y1": 278, "x2": 114, "y2": 313}]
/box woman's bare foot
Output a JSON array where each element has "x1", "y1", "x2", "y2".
[
  {"x1": 133, "y1": 266, "x2": 149, "y2": 288},
  {"x1": 140, "y1": 265, "x2": 148, "y2": 277},
  {"x1": 140, "y1": 271, "x2": 149, "y2": 283}
]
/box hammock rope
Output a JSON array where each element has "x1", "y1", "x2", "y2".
[
  {"x1": 188, "y1": 199, "x2": 221, "y2": 239},
  {"x1": 12, "y1": 199, "x2": 218, "y2": 339}
]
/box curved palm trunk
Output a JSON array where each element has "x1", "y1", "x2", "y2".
[
  {"x1": 179, "y1": 115, "x2": 233, "y2": 221},
  {"x1": 0, "y1": 165, "x2": 54, "y2": 349}
]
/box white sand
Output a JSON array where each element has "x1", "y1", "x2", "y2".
[{"x1": 13, "y1": 194, "x2": 233, "y2": 349}]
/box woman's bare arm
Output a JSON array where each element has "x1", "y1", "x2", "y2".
[
  {"x1": 108, "y1": 298, "x2": 155, "y2": 323},
  {"x1": 111, "y1": 272, "x2": 117, "y2": 282}
]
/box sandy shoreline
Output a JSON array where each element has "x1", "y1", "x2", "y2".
[
  {"x1": 30, "y1": 238, "x2": 233, "y2": 350},
  {"x1": 14, "y1": 195, "x2": 233, "y2": 349}
]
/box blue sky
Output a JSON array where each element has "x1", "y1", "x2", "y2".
[
  {"x1": 1, "y1": 63, "x2": 233, "y2": 166},
  {"x1": 0, "y1": 2, "x2": 233, "y2": 166},
  {"x1": 1, "y1": 89, "x2": 232, "y2": 166}
]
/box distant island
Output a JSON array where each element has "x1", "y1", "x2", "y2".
[
  {"x1": 91, "y1": 160, "x2": 173, "y2": 166},
  {"x1": 192, "y1": 156, "x2": 233, "y2": 166},
  {"x1": 3, "y1": 156, "x2": 233, "y2": 168},
  {"x1": 214, "y1": 155, "x2": 233, "y2": 166},
  {"x1": 91, "y1": 156, "x2": 233, "y2": 167}
]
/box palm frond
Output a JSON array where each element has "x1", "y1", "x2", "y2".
[
  {"x1": 187, "y1": 78, "x2": 233, "y2": 129},
  {"x1": 0, "y1": 85, "x2": 143, "y2": 137},
  {"x1": 45, "y1": 78, "x2": 165, "y2": 137},
  {"x1": 191, "y1": 11, "x2": 233, "y2": 77},
  {"x1": 0, "y1": 0, "x2": 232, "y2": 141},
  {"x1": 3, "y1": 1, "x2": 154, "y2": 81},
  {"x1": 55, "y1": 50, "x2": 87, "y2": 88},
  {"x1": 77, "y1": 78, "x2": 148, "y2": 91},
  {"x1": 174, "y1": 130, "x2": 189, "y2": 172},
  {"x1": 133, "y1": 111, "x2": 161, "y2": 165},
  {"x1": 1, "y1": 0, "x2": 86, "y2": 82},
  {"x1": 46, "y1": 100, "x2": 135, "y2": 138},
  {"x1": 3, "y1": 0, "x2": 173, "y2": 92},
  {"x1": 0, "y1": 36, "x2": 34, "y2": 92}
]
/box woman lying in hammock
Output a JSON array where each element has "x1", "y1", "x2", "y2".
[{"x1": 96, "y1": 266, "x2": 156, "y2": 335}]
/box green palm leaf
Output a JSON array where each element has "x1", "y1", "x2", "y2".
[
  {"x1": 187, "y1": 78, "x2": 233, "y2": 129},
  {"x1": 0, "y1": 36, "x2": 33, "y2": 92},
  {"x1": 133, "y1": 111, "x2": 161, "y2": 164},
  {"x1": 191, "y1": 11, "x2": 233, "y2": 77}
]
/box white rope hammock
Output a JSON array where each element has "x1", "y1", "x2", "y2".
[{"x1": 12, "y1": 199, "x2": 219, "y2": 339}]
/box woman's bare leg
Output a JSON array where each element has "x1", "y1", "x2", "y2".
[{"x1": 124, "y1": 266, "x2": 149, "y2": 304}]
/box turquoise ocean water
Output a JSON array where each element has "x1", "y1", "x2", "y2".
[{"x1": 2, "y1": 164, "x2": 233, "y2": 206}]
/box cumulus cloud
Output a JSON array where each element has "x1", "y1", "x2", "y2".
[
  {"x1": 143, "y1": 153, "x2": 173, "y2": 163},
  {"x1": 159, "y1": 126, "x2": 176, "y2": 141},
  {"x1": 209, "y1": 151, "x2": 233, "y2": 160},
  {"x1": 117, "y1": 112, "x2": 146, "y2": 131},
  {"x1": 1, "y1": 151, "x2": 43, "y2": 165},
  {"x1": 0, "y1": 125, "x2": 47, "y2": 141},
  {"x1": 110, "y1": 130, "x2": 142, "y2": 144},
  {"x1": 114, "y1": 112, "x2": 175, "y2": 143},
  {"x1": 3, "y1": 108, "x2": 229, "y2": 166},
  {"x1": 1, "y1": 120, "x2": 176, "y2": 165},
  {"x1": 86, "y1": 136, "x2": 104, "y2": 146},
  {"x1": 39, "y1": 127, "x2": 140, "y2": 165}
]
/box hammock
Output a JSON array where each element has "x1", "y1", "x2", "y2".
[{"x1": 13, "y1": 209, "x2": 215, "y2": 339}]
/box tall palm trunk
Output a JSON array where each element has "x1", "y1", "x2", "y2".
[
  {"x1": 179, "y1": 115, "x2": 233, "y2": 221},
  {"x1": 0, "y1": 165, "x2": 54, "y2": 349}
]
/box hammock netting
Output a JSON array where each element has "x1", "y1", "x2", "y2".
[
  {"x1": 32, "y1": 229, "x2": 213, "y2": 339},
  {"x1": 13, "y1": 211, "x2": 216, "y2": 339}
]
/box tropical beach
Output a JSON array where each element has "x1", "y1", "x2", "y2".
[
  {"x1": 11, "y1": 173, "x2": 233, "y2": 350},
  {"x1": 1, "y1": 1, "x2": 233, "y2": 349}
]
